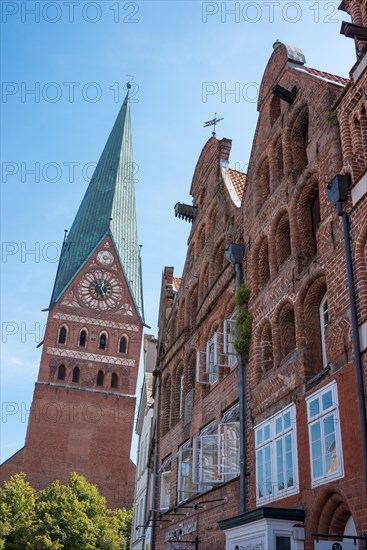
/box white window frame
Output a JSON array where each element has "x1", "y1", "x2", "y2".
[
  {"x1": 177, "y1": 441, "x2": 195, "y2": 503},
  {"x1": 319, "y1": 293, "x2": 328, "y2": 368},
  {"x1": 159, "y1": 458, "x2": 171, "y2": 511},
  {"x1": 193, "y1": 404, "x2": 240, "y2": 491},
  {"x1": 206, "y1": 333, "x2": 219, "y2": 384},
  {"x1": 306, "y1": 380, "x2": 344, "y2": 487},
  {"x1": 223, "y1": 313, "x2": 237, "y2": 367},
  {"x1": 254, "y1": 404, "x2": 299, "y2": 505},
  {"x1": 179, "y1": 373, "x2": 185, "y2": 418},
  {"x1": 219, "y1": 403, "x2": 240, "y2": 480}
]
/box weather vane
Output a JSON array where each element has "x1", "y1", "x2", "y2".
[{"x1": 204, "y1": 112, "x2": 224, "y2": 136}]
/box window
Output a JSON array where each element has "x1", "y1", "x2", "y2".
[
  {"x1": 159, "y1": 457, "x2": 171, "y2": 511},
  {"x1": 96, "y1": 370, "x2": 104, "y2": 386},
  {"x1": 58, "y1": 326, "x2": 67, "y2": 345},
  {"x1": 57, "y1": 364, "x2": 66, "y2": 381},
  {"x1": 179, "y1": 374, "x2": 184, "y2": 419},
  {"x1": 72, "y1": 366, "x2": 80, "y2": 383},
  {"x1": 193, "y1": 403, "x2": 240, "y2": 491},
  {"x1": 255, "y1": 404, "x2": 298, "y2": 504},
  {"x1": 111, "y1": 372, "x2": 118, "y2": 389},
  {"x1": 79, "y1": 330, "x2": 87, "y2": 347},
  {"x1": 319, "y1": 294, "x2": 328, "y2": 368},
  {"x1": 196, "y1": 324, "x2": 235, "y2": 385},
  {"x1": 223, "y1": 313, "x2": 237, "y2": 367},
  {"x1": 306, "y1": 381, "x2": 343, "y2": 486},
  {"x1": 99, "y1": 333, "x2": 107, "y2": 350},
  {"x1": 119, "y1": 336, "x2": 127, "y2": 354},
  {"x1": 178, "y1": 441, "x2": 194, "y2": 503}
]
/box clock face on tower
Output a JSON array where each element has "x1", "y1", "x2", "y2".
[{"x1": 78, "y1": 270, "x2": 122, "y2": 310}]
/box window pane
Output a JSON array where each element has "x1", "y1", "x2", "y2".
[
  {"x1": 324, "y1": 415, "x2": 337, "y2": 474},
  {"x1": 276, "y1": 536, "x2": 291, "y2": 550},
  {"x1": 284, "y1": 411, "x2": 291, "y2": 429},
  {"x1": 311, "y1": 422, "x2": 323, "y2": 478},
  {"x1": 264, "y1": 424, "x2": 270, "y2": 441},
  {"x1": 257, "y1": 449, "x2": 264, "y2": 498},
  {"x1": 276, "y1": 439, "x2": 284, "y2": 490},
  {"x1": 309, "y1": 398, "x2": 319, "y2": 418},
  {"x1": 285, "y1": 434, "x2": 294, "y2": 487},
  {"x1": 257, "y1": 429, "x2": 263, "y2": 446},
  {"x1": 275, "y1": 417, "x2": 282, "y2": 434},
  {"x1": 322, "y1": 390, "x2": 333, "y2": 411},
  {"x1": 265, "y1": 446, "x2": 272, "y2": 495}
]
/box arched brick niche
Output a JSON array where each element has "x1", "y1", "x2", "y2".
[
  {"x1": 277, "y1": 301, "x2": 297, "y2": 362},
  {"x1": 300, "y1": 274, "x2": 328, "y2": 376},
  {"x1": 255, "y1": 319, "x2": 274, "y2": 382},
  {"x1": 255, "y1": 157, "x2": 271, "y2": 212},
  {"x1": 310, "y1": 486, "x2": 355, "y2": 539},
  {"x1": 290, "y1": 104, "x2": 309, "y2": 179},
  {"x1": 252, "y1": 235, "x2": 271, "y2": 296},
  {"x1": 274, "y1": 210, "x2": 292, "y2": 270},
  {"x1": 296, "y1": 174, "x2": 320, "y2": 267}
]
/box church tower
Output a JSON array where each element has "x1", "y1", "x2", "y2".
[{"x1": 1, "y1": 87, "x2": 143, "y2": 509}]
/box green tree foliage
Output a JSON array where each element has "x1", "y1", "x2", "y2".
[{"x1": 0, "y1": 473, "x2": 133, "y2": 550}]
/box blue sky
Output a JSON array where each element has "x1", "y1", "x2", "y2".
[{"x1": 1, "y1": 1, "x2": 355, "y2": 465}]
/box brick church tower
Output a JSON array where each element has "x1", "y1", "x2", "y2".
[{"x1": 1, "y1": 88, "x2": 144, "y2": 509}]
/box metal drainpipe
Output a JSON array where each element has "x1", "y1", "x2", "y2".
[
  {"x1": 150, "y1": 369, "x2": 161, "y2": 549},
  {"x1": 337, "y1": 201, "x2": 367, "y2": 497},
  {"x1": 235, "y1": 261, "x2": 247, "y2": 515}
]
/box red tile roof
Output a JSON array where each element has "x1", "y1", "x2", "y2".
[{"x1": 228, "y1": 169, "x2": 246, "y2": 201}]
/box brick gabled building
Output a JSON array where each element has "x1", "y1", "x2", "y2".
[
  {"x1": 219, "y1": 29, "x2": 367, "y2": 550},
  {"x1": 0, "y1": 90, "x2": 144, "y2": 509},
  {"x1": 150, "y1": 137, "x2": 245, "y2": 549}
]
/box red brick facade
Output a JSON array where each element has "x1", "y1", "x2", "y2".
[
  {"x1": 1, "y1": 236, "x2": 142, "y2": 509},
  {"x1": 150, "y1": 3, "x2": 367, "y2": 548}
]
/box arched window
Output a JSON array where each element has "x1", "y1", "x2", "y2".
[
  {"x1": 79, "y1": 330, "x2": 87, "y2": 348},
  {"x1": 279, "y1": 303, "x2": 296, "y2": 359},
  {"x1": 72, "y1": 366, "x2": 80, "y2": 383},
  {"x1": 163, "y1": 377, "x2": 172, "y2": 434},
  {"x1": 57, "y1": 364, "x2": 66, "y2": 381},
  {"x1": 58, "y1": 326, "x2": 67, "y2": 345},
  {"x1": 319, "y1": 294, "x2": 329, "y2": 368},
  {"x1": 119, "y1": 336, "x2": 127, "y2": 354},
  {"x1": 174, "y1": 365, "x2": 184, "y2": 422},
  {"x1": 96, "y1": 370, "x2": 104, "y2": 386},
  {"x1": 99, "y1": 333, "x2": 107, "y2": 350},
  {"x1": 111, "y1": 372, "x2": 118, "y2": 389}
]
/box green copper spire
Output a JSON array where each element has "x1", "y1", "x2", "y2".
[{"x1": 50, "y1": 90, "x2": 144, "y2": 321}]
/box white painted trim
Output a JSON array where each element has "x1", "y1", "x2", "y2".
[
  {"x1": 351, "y1": 172, "x2": 367, "y2": 206},
  {"x1": 359, "y1": 321, "x2": 367, "y2": 353}
]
